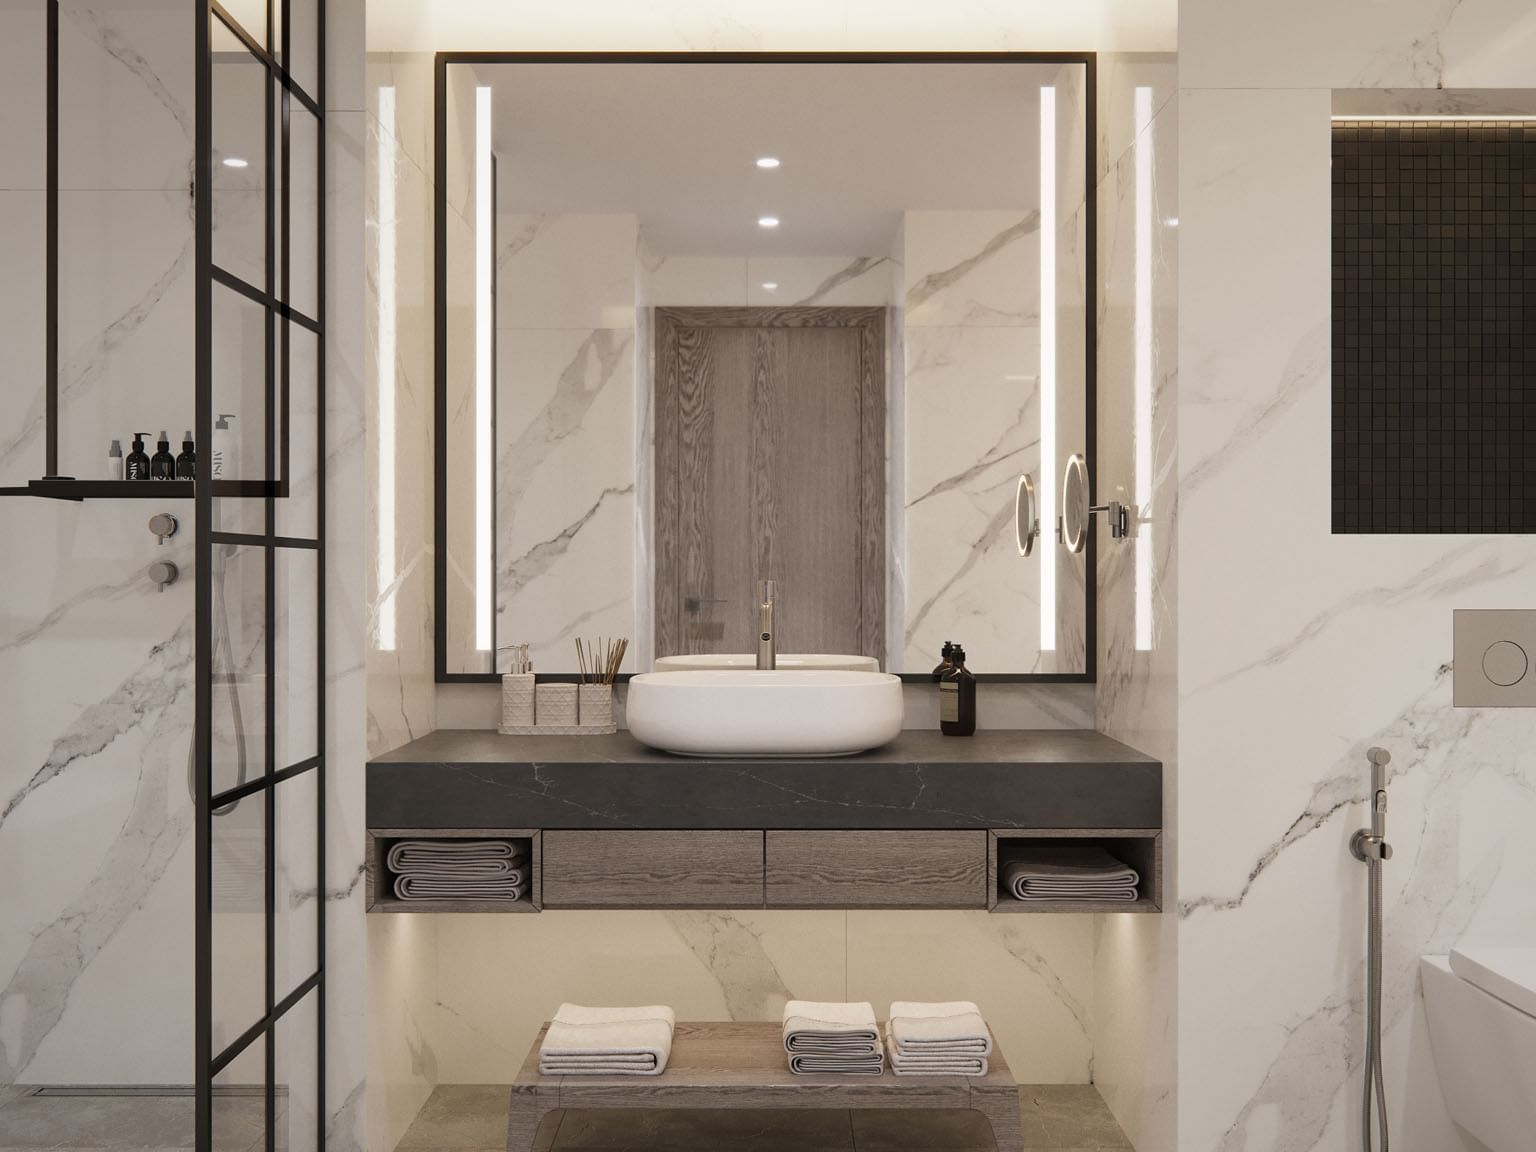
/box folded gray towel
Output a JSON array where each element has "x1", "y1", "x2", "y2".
[
  {"x1": 1003, "y1": 847, "x2": 1139, "y2": 902},
  {"x1": 387, "y1": 840, "x2": 524, "y2": 876},
  {"x1": 393, "y1": 875, "x2": 526, "y2": 901}
]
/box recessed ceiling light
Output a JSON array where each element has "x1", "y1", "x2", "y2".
[
  {"x1": 755, "y1": 156, "x2": 781, "y2": 169},
  {"x1": 222, "y1": 156, "x2": 249, "y2": 169},
  {"x1": 1164, "y1": 216, "x2": 1180, "y2": 227},
  {"x1": 758, "y1": 216, "x2": 780, "y2": 229},
  {"x1": 761, "y1": 281, "x2": 778, "y2": 291}
]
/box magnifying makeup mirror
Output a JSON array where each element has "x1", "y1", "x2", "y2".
[
  {"x1": 1061, "y1": 454, "x2": 1090, "y2": 554},
  {"x1": 1015, "y1": 473, "x2": 1039, "y2": 557}
]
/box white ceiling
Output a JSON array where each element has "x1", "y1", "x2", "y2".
[{"x1": 476, "y1": 62, "x2": 1054, "y2": 257}]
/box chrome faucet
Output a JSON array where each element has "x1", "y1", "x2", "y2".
[{"x1": 756, "y1": 579, "x2": 776, "y2": 670}]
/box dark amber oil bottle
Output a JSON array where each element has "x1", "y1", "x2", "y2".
[{"x1": 939, "y1": 645, "x2": 976, "y2": 736}]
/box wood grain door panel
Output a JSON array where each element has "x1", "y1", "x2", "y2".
[
  {"x1": 764, "y1": 830, "x2": 987, "y2": 908},
  {"x1": 656, "y1": 307, "x2": 885, "y2": 663},
  {"x1": 542, "y1": 830, "x2": 764, "y2": 908}
]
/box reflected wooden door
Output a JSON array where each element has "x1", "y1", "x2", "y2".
[{"x1": 655, "y1": 307, "x2": 885, "y2": 664}]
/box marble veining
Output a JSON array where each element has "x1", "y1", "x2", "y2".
[{"x1": 907, "y1": 212, "x2": 1041, "y2": 321}]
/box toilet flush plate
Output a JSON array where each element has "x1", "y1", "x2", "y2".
[{"x1": 1454, "y1": 610, "x2": 1536, "y2": 707}]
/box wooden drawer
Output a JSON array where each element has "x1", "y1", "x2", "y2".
[
  {"x1": 765, "y1": 830, "x2": 987, "y2": 908},
  {"x1": 542, "y1": 830, "x2": 764, "y2": 908}
]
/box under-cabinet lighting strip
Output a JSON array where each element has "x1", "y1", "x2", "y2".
[
  {"x1": 1039, "y1": 85, "x2": 1056, "y2": 653},
  {"x1": 377, "y1": 85, "x2": 398, "y2": 652},
  {"x1": 475, "y1": 86, "x2": 494, "y2": 653}
]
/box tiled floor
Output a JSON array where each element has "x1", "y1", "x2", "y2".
[
  {"x1": 398, "y1": 1084, "x2": 1132, "y2": 1152},
  {"x1": 0, "y1": 1087, "x2": 263, "y2": 1151}
]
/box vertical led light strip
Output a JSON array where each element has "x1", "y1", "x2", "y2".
[
  {"x1": 376, "y1": 86, "x2": 398, "y2": 652},
  {"x1": 1038, "y1": 86, "x2": 1056, "y2": 652},
  {"x1": 474, "y1": 86, "x2": 493, "y2": 652},
  {"x1": 1134, "y1": 87, "x2": 1154, "y2": 652}
]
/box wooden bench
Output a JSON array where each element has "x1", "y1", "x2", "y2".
[{"x1": 508, "y1": 1021, "x2": 1023, "y2": 1151}]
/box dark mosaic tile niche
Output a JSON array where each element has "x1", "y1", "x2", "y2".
[{"x1": 1332, "y1": 119, "x2": 1536, "y2": 533}]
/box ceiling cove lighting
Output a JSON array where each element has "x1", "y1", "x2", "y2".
[
  {"x1": 1038, "y1": 85, "x2": 1056, "y2": 653},
  {"x1": 475, "y1": 85, "x2": 494, "y2": 654},
  {"x1": 1134, "y1": 86, "x2": 1154, "y2": 653},
  {"x1": 755, "y1": 156, "x2": 781, "y2": 168},
  {"x1": 376, "y1": 86, "x2": 398, "y2": 652},
  {"x1": 222, "y1": 156, "x2": 249, "y2": 168},
  {"x1": 757, "y1": 215, "x2": 780, "y2": 229}
]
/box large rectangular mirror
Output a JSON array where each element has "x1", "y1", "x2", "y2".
[{"x1": 436, "y1": 55, "x2": 1094, "y2": 680}]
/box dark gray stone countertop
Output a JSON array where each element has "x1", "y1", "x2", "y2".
[{"x1": 368, "y1": 729, "x2": 1161, "y2": 831}]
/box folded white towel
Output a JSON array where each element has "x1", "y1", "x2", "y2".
[
  {"x1": 1003, "y1": 848, "x2": 1139, "y2": 902},
  {"x1": 887, "y1": 1001, "x2": 994, "y2": 1056},
  {"x1": 538, "y1": 1004, "x2": 675, "y2": 1076},
  {"x1": 885, "y1": 1030, "x2": 988, "y2": 1077},
  {"x1": 782, "y1": 1001, "x2": 883, "y2": 1074},
  {"x1": 787, "y1": 1053, "x2": 885, "y2": 1075},
  {"x1": 387, "y1": 840, "x2": 524, "y2": 874},
  {"x1": 393, "y1": 875, "x2": 526, "y2": 901},
  {"x1": 783, "y1": 1001, "x2": 880, "y2": 1053}
]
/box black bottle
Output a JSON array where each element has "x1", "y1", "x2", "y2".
[
  {"x1": 176, "y1": 430, "x2": 196, "y2": 479},
  {"x1": 931, "y1": 640, "x2": 955, "y2": 682},
  {"x1": 939, "y1": 645, "x2": 976, "y2": 737},
  {"x1": 126, "y1": 433, "x2": 152, "y2": 481},
  {"x1": 150, "y1": 430, "x2": 176, "y2": 480}
]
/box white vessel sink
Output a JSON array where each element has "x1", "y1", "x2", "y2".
[
  {"x1": 626, "y1": 670, "x2": 903, "y2": 757},
  {"x1": 653, "y1": 653, "x2": 880, "y2": 673}
]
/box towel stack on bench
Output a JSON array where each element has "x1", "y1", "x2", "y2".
[
  {"x1": 885, "y1": 1001, "x2": 993, "y2": 1076},
  {"x1": 387, "y1": 839, "x2": 528, "y2": 901},
  {"x1": 782, "y1": 1001, "x2": 884, "y2": 1075},
  {"x1": 538, "y1": 1003, "x2": 676, "y2": 1076}
]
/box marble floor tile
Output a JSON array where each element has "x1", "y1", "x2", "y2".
[
  {"x1": 0, "y1": 1089, "x2": 281, "y2": 1152},
  {"x1": 1019, "y1": 1086, "x2": 1131, "y2": 1149},
  {"x1": 394, "y1": 1085, "x2": 524, "y2": 1150},
  {"x1": 553, "y1": 1108, "x2": 854, "y2": 1151},
  {"x1": 850, "y1": 1106, "x2": 1054, "y2": 1149},
  {"x1": 0, "y1": 1096, "x2": 194, "y2": 1149}
]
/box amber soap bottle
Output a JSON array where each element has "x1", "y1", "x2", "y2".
[{"x1": 939, "y1": 645, "x2": 976, "y2": 736}]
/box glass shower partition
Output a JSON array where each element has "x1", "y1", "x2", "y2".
[{"x1": 196, "y1": 0, "x2": 325, "y2": 1148}]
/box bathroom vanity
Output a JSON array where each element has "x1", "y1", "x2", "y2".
[{"x1": 366, "y1": 730, "x2": 1162, "y2": 914}]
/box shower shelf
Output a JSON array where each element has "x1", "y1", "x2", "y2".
[{"x1": 1, "y1": 479, "x2": 282, "y2": 501}]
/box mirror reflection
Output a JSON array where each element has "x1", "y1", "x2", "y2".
[{"x1": 439, "y1": 60, "x2": 1091, "y2": 678}]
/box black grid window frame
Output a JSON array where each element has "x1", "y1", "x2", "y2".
[
  {"x1": 1331, "y1": 118, "x2": 1536, "y2": 534},
  {"x1": 431, "y1": 52, "x2": 1099, "y2": 685},
  {"x1": 195, "y1": 0, "x2": 325, "y2": 1149}
]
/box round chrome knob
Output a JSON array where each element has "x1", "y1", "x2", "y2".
[{"x1": 147, "y1": 560, "x2": 179, "y2": 590}]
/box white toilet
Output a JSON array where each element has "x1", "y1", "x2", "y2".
[{"x1": 1420, "y1": 946, "x2": 1536, "y2": 1152}]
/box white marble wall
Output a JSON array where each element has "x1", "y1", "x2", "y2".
[
  {"x1": 441, "y1": 63, "x2": 485, "y2": 675},
  {"x1": 0, "y1": 0, "x2": 198, "y2": 1090},
  {"x1": 495, "y1": 213, "x2": 639, "y2": 674},
  {"x1": 367, "y1": 52, "x2": 437, "y2": 757},
  {"x1": 902, "y1": 210, "x2": 1044, "y2": 673},
  {"x1": 364, "y1": 48, "x2": 440, "y2": 1152},
  {"x1": 1092, "y1": 53, "x2": 1179, "y2": 1152},
  {"x1": 325, "y1": 1, "x2": 371, "y2": 1148},
  {"x1": 1177, "y1": 3, "x2": 1536, "y2": 1151},
  {"x1": 411, "y1": 910, "x2": 1099, "y2": 1089}
]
